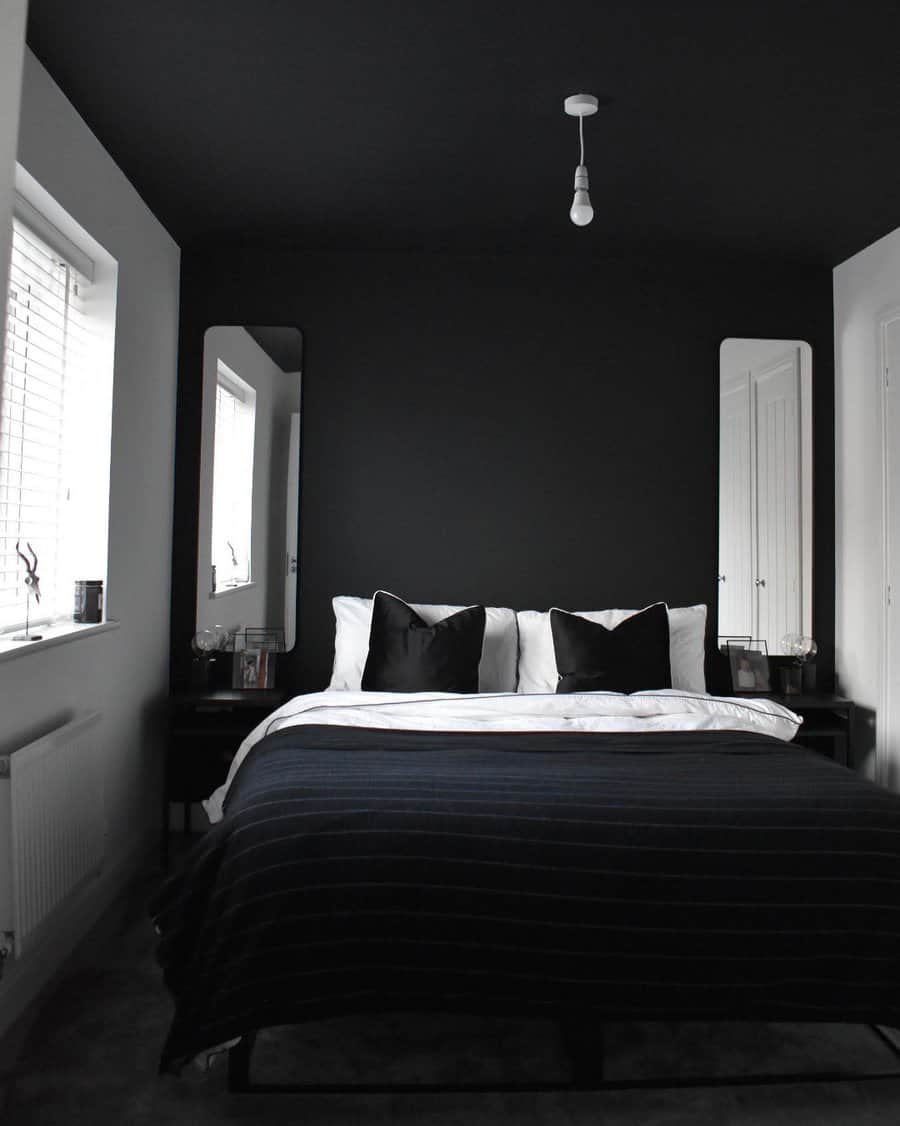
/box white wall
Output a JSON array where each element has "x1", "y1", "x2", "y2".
[
  {"x1": 0, "y1": 49, "x2": 180, "y2": 1032},
  {"x1": 834, "y1": 226, "x2": 900, "y2": 782},
  {"x1": 0, "y1": 0, "x2": 28, "y2": 370}
]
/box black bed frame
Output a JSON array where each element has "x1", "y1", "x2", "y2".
[{"x1": 226, "y1": 1019, "x2": 900, "y2": 1094}]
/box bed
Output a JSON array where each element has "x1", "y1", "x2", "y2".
[{"x1": 151, "y1": 687, "x2": 900, "y2": 1087}]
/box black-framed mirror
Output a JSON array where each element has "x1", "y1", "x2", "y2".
[
  {"x1": 718, "y1": 338, "x2": 812, "y2": 656},
  {"x1": 195, "y1": 326, "x2": 302, "y2": 650}
]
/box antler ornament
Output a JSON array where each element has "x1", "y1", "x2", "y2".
[{"x1": 15, "y1": 541, "x2": 41, "y2": 604}]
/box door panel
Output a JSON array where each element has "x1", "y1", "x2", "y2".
[
  {"x1": 284, "y1": 411, "x2": 300, "y2": 652},
  {"x1": 718, "y1": 373, "x2": 753, "y2": 637},
  {"x1": 884, "y1": 318, "x2": 900, "y2": 781},
  {"x1": 754, "y1": 350, "x2": 802, "y2": 651}
]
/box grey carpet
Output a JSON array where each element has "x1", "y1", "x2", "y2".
[{"x1": 6, "y1": 871, "x2": 900, "y2": 1125}]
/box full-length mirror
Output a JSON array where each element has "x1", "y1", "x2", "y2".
[
  {"x1": 718, "y1": 338, "x2": 812, "y2": 656},
  {"x1": 196, "y1": 326, "x2": 302, "y2": 650}
]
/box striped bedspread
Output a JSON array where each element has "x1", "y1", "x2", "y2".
[{"x1": 152, "y1": 724, "x2": 900, "y2": 1071}]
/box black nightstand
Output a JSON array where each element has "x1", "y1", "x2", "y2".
[
  {"x1": 165, "y1": 689, "x2": 285, "y2": 860},
  {"x1": 766, "y1": 694, "x2": 855, "y2": 767}
]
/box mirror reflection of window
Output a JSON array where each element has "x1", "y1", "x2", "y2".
[{"x1": 210, "y1": 361, "x2": 255, "y2": 591}]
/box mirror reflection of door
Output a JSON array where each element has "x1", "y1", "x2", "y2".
[
  {"x1": 718, "y1": 339, "x2": 812, "y2": 656},
  {"x1": 284, "y1": 412, "x2": 300, "y2": 651},
  {"x1": 196, "y1": 326, "x2": 302, "y2": 651}
]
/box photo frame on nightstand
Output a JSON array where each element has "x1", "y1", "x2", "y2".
[
  {"x1": 242, "y1": 627, "x2": 285, "y2": 653},
  {"x1": 718, "y1": 635, "x2": 752, "y2": 654},
  {"x1": 727, "y1": 639, "x2": 770, "y2": 693},
  {"x1": 230, "y1": 627, "x2": 281, "y2": 689}
]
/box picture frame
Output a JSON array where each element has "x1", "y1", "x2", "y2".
[
  {"x1": 229, "y1": 626, "x2": 281, "y2": 690},
  {"x1": 727, "y1": 640, "x2": 771, "y2": 693},
  {"x1": 234, "y1": 648, "x2": 263, "y2": 689},
  {"x1": 242, "y1": 627, "x2": 285, "y2": 653},
  {"x1": 718, "y1": 635, "x2": 752, "y2": 654},
  {"x1": 231, "y1": 645, "x2": 277, "y2": 689}
]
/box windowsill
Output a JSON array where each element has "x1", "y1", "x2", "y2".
[
  {"x1": 0, "y1": 619, "x2": 120, "y2": 663},
  {"x1": 209, "y1": 582, "x2": 256, "y2": 600}
]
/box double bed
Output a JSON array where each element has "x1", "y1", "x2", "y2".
[{"x1": 151, "y1": 686, "x2": 900, "y2": 1088}]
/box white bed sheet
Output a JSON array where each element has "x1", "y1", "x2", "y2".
[{"x1": 203, "y1": 690, "x2": 802, "y2": 824}]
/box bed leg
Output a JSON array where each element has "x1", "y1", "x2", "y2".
[
  {"x1": 561, "y1": 1014, "x2": 603, "y2": 1087},
  {"x1": 227, "y1": 1031, "x2": 256, "y2": 1092}
]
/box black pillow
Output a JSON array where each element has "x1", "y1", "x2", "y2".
[
  {"x1": 551, "y1": 603, "x2": 672, "y2": 694},
  {"x1": 361, "y1": 592, "x2": 486, "y2": 693}
]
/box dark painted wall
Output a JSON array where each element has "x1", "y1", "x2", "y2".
[{"x1": 171, "y1": 249, "x2": 835, "y2": 694}]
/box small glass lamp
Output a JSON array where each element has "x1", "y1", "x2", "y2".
[{"x1": 191, "y1": 625, "x2": 228, "y2": 689}]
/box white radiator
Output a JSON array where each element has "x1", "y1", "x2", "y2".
[{"x1": 0, "y1": 712, "x2": 105, "y2": 959}]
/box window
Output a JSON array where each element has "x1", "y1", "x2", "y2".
[
  {"x1": 210, "y1": 361, "x2": 255, "y2": 591},
  {"x1": 0, "y1": 180, "x2": 115, "y2": 636}
]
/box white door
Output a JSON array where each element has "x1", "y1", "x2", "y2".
[
  {"x1": 883, "y1": 318, "x2": 900, "y2": 783},
  {"x1": 283, "y1": 411, "x2": 300, "y2": 651},
  {"x1": 718, "y1": 372, "x2": 754, "y2": 638},
  {"x1": 754, "y1": 349, "x2": 802, "y2": 652}
]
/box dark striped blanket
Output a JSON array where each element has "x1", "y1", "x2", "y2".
[{"x1": 151, "y1": 724, "x2": 900, "y2": 1071}]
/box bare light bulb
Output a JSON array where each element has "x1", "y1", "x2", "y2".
[{"x1": 570, "y1": 164, "x2": 593, "y2": 227}]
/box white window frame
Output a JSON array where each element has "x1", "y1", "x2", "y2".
[{"x1": 0, "y1": 165, "x2": 117, "y2": 648}]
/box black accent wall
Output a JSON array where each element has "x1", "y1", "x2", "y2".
[{"x1": 171, "y1": 250, "x2": 834, "y2": 695}]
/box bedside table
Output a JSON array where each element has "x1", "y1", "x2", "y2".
[
  {"x1": 165, "y1": 689, "x2": 285, "y2": 859},
  {"x1": 767, "y1": 694, "x2": 855, "y2": 766}
]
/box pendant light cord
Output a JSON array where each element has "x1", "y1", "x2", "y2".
[{"x1": 579, "y1": 114, "x2": 585, "y2": 165}]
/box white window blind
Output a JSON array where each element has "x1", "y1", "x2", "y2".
[
  {"x1": 1, "y1": 217, "x2": 93, "y2": 631},
  {"x1": 210, "y1": 363, "x2": 255, "y2": 590}
]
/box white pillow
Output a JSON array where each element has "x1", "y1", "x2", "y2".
[
  {"x1": 329, "y1": 594, "x2": 519, "y2": 693},
  {"x1": 516, "y1": 604, "x2": 707, "y2": 695}
]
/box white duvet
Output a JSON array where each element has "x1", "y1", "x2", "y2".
[{"x1": 203, "y1": 690, "x2": 802, "y2": 824}]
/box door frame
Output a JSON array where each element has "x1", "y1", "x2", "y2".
[{"x1": 878, "y1": 308, "x2": 900, "y2": 788}]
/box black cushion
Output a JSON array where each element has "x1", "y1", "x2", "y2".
[
  {"x1": 362, "y1": 591, "x2": 486, "y2": 693},
  {"x1": 552, "y1": 603, "x2": 672, "y2": 694}
]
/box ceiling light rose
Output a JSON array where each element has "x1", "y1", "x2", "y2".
[{"x1": 564, "y1": 94, "x2": 598, "y2": 228}]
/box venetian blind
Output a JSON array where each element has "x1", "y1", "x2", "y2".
[{"x1": 0, "y1": 217, "x2": 91, "y2": 630}]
